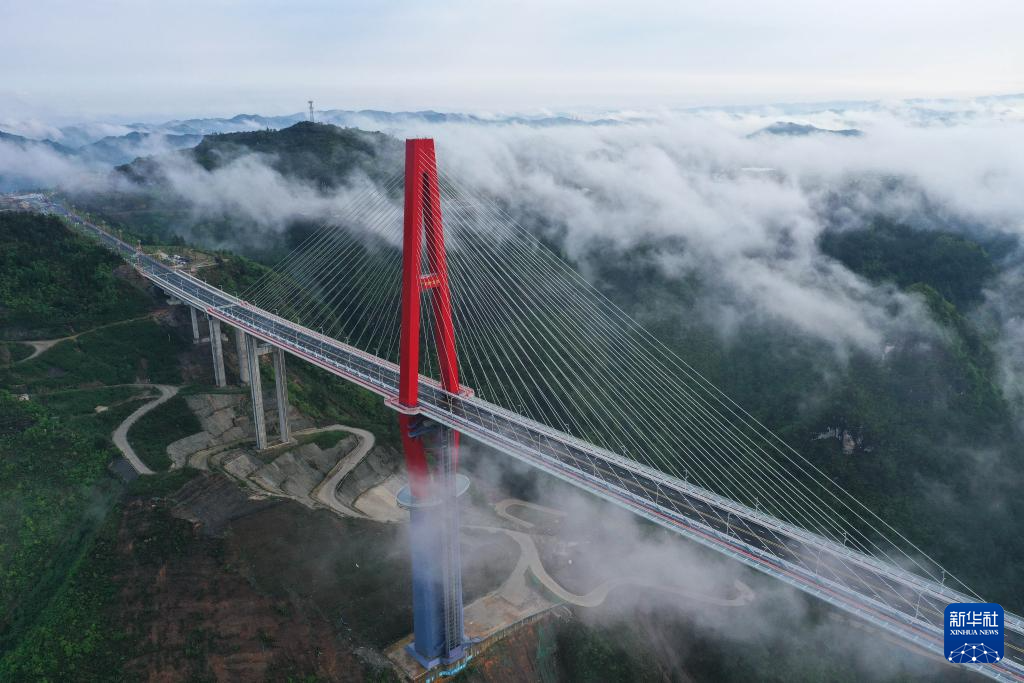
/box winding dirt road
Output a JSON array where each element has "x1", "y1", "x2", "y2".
[
  {"x1": 310, "y1": 425, "x2": 376, "y2": 517},
  {"x1": 20, "y1": 339, "x2": 61, "y2": 363},
  {"x1": 113, "y1": 384, "x2": 180, "y2": 475}
]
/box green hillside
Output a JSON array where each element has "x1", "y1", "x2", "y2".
[{"x1": 0, "y1": 212, "x2": 150, "y2": 338}]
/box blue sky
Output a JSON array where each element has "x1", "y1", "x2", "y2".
[{"x1": 2, "y1": 0, "x2": 1022, "y2": 122}]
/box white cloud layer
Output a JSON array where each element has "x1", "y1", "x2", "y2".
[
  {"x1": 398, "y1": 101, "x2": 1024, "y2": 353},
  {"x1": 3, "y1": 96, "x2": 1024, "y2": 366}
]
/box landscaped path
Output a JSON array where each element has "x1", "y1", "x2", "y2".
[{"x1": 112, "y1": 384, "x2": 180, "y2": 475}]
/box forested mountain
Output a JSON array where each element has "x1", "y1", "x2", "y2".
[
  {"x1": 0, "y1": 212, "x2": 150, "y2": 336},
  {"x1": 7, "y1": 117, "x2": 1023, "y2": 680},
  {"x1": 117, "y1": 122, "x2": 400, "y2": 190},
  {"x1": 71, "y1": 123, "x2": 401, "y2": 260}
]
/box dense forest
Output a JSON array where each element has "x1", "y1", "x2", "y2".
[
  {"x1": 0, "y1": 212, "x2": 185, "y2": 676},
  {"x1": 0, "y1": 212, "x2": 150, "y2": 338}
]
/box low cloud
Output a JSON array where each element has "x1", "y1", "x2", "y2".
[
  {"x1": 0, "y1": 138, "x2": 97, "y2": 191},
  {"x1": 466, "y1": 447, "x2": 950, "y2": 680},
  {"x1": 151, "y1": 151, "x2": 393, "y2": 244},
  {"x1": 391, "y1": 99, "x2": 1024, "y2": 358},
  {"x1": 6, "y1": 96, "x2": 1024, "y2": 363}
]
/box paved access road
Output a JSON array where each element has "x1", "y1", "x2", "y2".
[{"x1": 113, "y1": 384, "x2": 180, "y2": 475}]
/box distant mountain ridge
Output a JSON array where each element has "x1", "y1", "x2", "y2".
[
  {"x1": 0, "y1": 129, "x2": 75, "y2": 155},
  {"x1": 38, "y1": 109, "x2": 624, "y2": 150},
  {"x1": 0, "y1": 131, "x2": 79, "y2": 191},
  {"x1": 11, "y1": 92, "x2": 1023, "y2": 151},
  {"x1": 749, "y1": 121, "x2": 863, "y2": 138},
  {"x1": 76, "y1": 131, "x2": 202, "y2": 165},
  {"x1": 0, "y1": 128, "x2": 202, "y2": 166}
]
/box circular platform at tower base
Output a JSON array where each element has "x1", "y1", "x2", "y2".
[{"x1": 396, "y1": 475, "x2": 470, "y2": 510}]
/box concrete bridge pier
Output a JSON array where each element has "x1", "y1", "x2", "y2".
[
  {"x1": 190, "y1": 307, "x2": 201, "y2": 344},
  {"x1": 208, "y1": 317, "x2": 227, "y2": 388},
  {"x1": 272, "y1": 347, "x2": 291, "y2": 443},
  {"x1": 243, "y1": 333, "x2": 268, "y2": 450},
  {"x1": 235, "y1": 327, "x2": 251, "y2": 385}
]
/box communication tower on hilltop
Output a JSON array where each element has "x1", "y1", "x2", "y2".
[{"x1": 308, "y1": 100, "x2": 315, "y2": 123}]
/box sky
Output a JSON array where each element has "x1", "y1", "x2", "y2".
[{"x1": 2, "y1": 0, "x2": 1023, "y2": 123}]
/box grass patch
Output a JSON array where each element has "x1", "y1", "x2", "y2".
[
  {"x1": 0, "y1": 342, "x2": 32, "y2": 366},
  {"x1": 506, "y1": 503, "x2": 561, "y2": 529},
  {"x1": 126, "y1": 468, "x2": 201, "y2": 499},
  {"x1": 0, "y1": 318, "x2": 188, "y2": 391},
  {"x1": 34, "y1": 385, "x2": 144, "y2": 416},
  {"x1": 127, "y1": 394, "x2": 201, "y2": 472},
  {"x1": 298, "y1": 429, "x2": 349, "y2": 450},
  {"x1": 67, "y1": 398, "x2": 150, "y2": 452},
  {"x1": 287, "y1": 362, "x2": 399, "y2": 447}
]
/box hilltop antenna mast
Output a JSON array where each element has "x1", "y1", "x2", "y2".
[{"x1": 308, "y1": 100, "x2": 315, "y2": 123}]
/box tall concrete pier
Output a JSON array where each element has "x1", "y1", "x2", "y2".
[
  {"x1": 272, "y1": 347, "x2": 291, "y2": 443},
  {"x1": 190, "y1": 307, "x2": 201, "y2": 344},
  {"x1": 208, "y1": 317, "x2": 226, "y2": 387},
  {"x1": 235, "y1": 328, "x2": 251, "y2": 385},
  {"x1": 244, "y1": 333, "x2": 268, "y2": 450}
]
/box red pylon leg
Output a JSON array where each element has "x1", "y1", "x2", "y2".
[
  {"x1": 398, "y1": 138, "x2": 463, "y2": 491},
  {"x1": 399, "y1": 414, "x2": 430, "y2": 499}
]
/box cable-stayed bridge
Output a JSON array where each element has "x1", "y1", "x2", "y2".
[{"x1": 49, "y1": 139, "x2": 1024, "y2": 680}]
